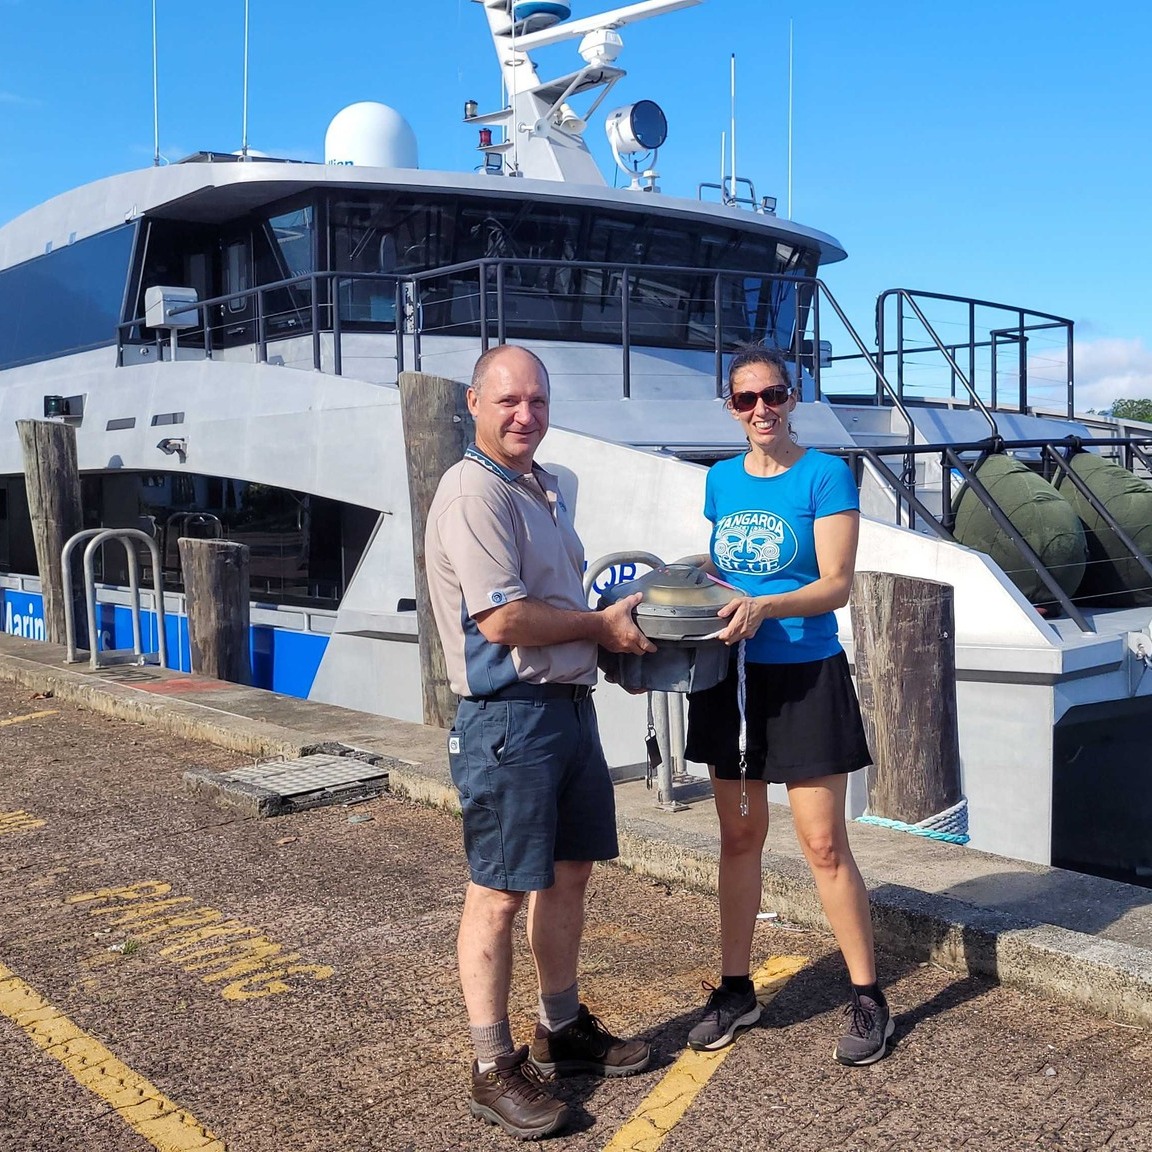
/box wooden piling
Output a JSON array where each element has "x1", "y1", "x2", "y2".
[
  {"x1": 849, "y1": 572, "x2": 962, "y2": 824},
  {"x1": 17, "y1": 419, "x2": 83, "y2": 646},
  {"x1": 398, "y1": 370, "x2": 474, "y2": 729},
  {"x1": 177, "y1": 538, "x2": 251, "y2": 685}
]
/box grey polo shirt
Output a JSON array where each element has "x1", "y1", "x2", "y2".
[{"x1": 425, "y1": 445, "x2": 598, "y2": 698}]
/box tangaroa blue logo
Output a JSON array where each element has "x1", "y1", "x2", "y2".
[{"x1": 714, "y1": 510, "x2": 798, "y2": 575}]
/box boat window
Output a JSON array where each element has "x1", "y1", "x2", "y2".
[
  {"x1": 329, "y1": 196, "x2": 450, "y2": 325},
  {"x1": 249, "y1": 208, "x2": 314, "y2": 339},
  {"x1": 320, "y1": 190, "x2": 821, "y2": 351},
  {"x1": 0, "y1": 224, "x2": 136, "y2": 370},
  {"x1": 74, "y1": 472, "x2": 376, "y2": 609},
  {"x1": 456, "y1": 202, "x2": 584, "y2": 267},
  {"x1": 330, "y1": 197, "x2": 451, "y2": 275},
  {"x1": 267, "y1": 206, "x2": 314, "y2": 278},
  {"x1": 127, "y1": 218, "x2": 215, "y2": 347},
  {"x1": 222, "y1": 240, "x2": 250, "y2": 313}
]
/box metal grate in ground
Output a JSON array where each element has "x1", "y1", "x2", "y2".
[{"x1": 183, "y1": 750, "x2": 389, "y2": 818}]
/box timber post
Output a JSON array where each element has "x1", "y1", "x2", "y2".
[
  {"x1": 850, "y1": 572, "x2": 962, "y2": 824},
  {"x1": 398, "y1": 370, "x2": 474, "y2": 729},
  {"x1": 177, "y1": 538, "x2": 252, "y2": 685},
  {"x1": 17, "y1": 418, "x2": 83, "y2": 646}
]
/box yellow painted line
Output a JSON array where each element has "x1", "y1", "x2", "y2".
[
  {"x1": 603, "y1": 955, "x2": 810, "y2": 1152},
  {"x1": 0, "y1": 810, "x2": 46, "y2": 835},
  {"x1": 0, "y1": 959, "x2": 225, "y2": 1151},
  {"x1": 69, "y1": 882, "x2": 334, "y2": 1001},
  {"x1": 0, "y1": 709, "x2": 57, "y2": 727}
]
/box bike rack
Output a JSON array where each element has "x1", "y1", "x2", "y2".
[{"x1": 62, "y1": 529, "x2": 170, "y2": 670}]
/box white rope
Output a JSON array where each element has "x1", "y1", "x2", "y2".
[{"x1": 736, "y1": 639, "x2": 748, "y2": 816}]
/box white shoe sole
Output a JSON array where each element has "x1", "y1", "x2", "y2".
[
  {"x1": 687, "y1": 1003, "x2": 762, "y2": 1051},
  {"x1": 833, "y1": 1014, "x2": 896, "y2": 1066}
]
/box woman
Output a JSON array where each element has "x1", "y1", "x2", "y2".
[{"x1": 684, "y1": 345, "x2": 892, "y2": 1066}]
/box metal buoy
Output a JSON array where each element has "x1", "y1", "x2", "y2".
[{"x1": 588, "y1": 555, "x2": 742, "y2": 694}]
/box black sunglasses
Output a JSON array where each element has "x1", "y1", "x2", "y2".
[{"x1": 729, "y1": 384, "x2": 793, "y2": 412}]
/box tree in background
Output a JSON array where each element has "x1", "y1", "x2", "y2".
[{"x1": 1110, "y1": 398, "x2": 1152, "y2": 423}]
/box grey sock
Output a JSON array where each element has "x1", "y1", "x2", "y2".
[
  {"x1": 538, "y1": 982, "x2": 580, "y2": 1033},
  {"x1": 471, "y1": 1017, "x2": 515, "y2": 1069}
]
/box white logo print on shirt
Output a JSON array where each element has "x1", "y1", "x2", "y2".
[{"x1": 714, "y1": 510, "x2": 798, "y2": 575}]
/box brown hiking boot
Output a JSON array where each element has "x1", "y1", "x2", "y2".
[
  {"x1": 469, "y1": 1046, "x2": 569, "y2": 1140},
  {"x1": 529, "y1": 1004, "x2": 650, "y2": 1078}
]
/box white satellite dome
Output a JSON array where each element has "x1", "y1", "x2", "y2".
[{"x1": 324, "y1": 102, "x2": 419, "y2": 169}]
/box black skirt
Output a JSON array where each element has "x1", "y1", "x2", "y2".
[{"x1": 685, "y1": 650, "x2": 872, "y2": 784}]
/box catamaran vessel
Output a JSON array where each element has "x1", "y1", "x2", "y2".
[{"x1": 2, "y1": 0, "x2": 1151, "y2": 883}]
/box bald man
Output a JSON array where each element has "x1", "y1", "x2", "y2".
[{"x1": 425, "y1": 345, "x2": 656, "y2": 1139}]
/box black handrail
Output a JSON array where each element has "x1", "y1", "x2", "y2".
[
  {"x1": 120, "y1": 258, "x2": 901, "y2": 416},
  {"x1": 117, "y1": 263, "x2": 1073, "y2": 463},
  {"x1": 878, "y1": 286, "x2": 1072, "y2": 328},
  {"x1": 398, "y1": 257, "x2": 907, "y2": 411},
  {"x1": 837, "y1": 434, "x2": 1152, "y2": 629},
  {"x1": 116, "y1": 270, "x2": 407, "y2": 370},
  {"x1": 846, "y1": 449, "x2": 957, "y2": 541},
  {"x1": 890, "y1": 290, "x2": 999, "y2": 439},
  {"x1": 876, "y1": 287, "x2": 1075, "y2": 422}
]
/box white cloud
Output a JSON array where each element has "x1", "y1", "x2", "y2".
[
  {"x1": 0, "y1": 91, "x2": 39, "y2": 107},
  {"x1": 1071, "y1": 338, "x2": 1152, "y2": 412}
]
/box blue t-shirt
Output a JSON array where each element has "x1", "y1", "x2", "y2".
[{"x1": 705, "y1": 449, "x2": 859, "y2": 664}]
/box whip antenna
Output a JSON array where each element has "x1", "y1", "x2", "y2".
[
  {"x1": 729, "y1": 53, "x2": 736, "y2": 202},
  {"x1": 787, "y1": 19, "x2": 794, "y2": 217},
  {"x1": 151, "y1": 0, "x2": 160, "y2": 166},
  {"x1": 241, "y1": 0, "x2": 250, "y2": 159}
]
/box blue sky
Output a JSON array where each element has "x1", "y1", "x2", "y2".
[{"x1": 2, "y1": 0, "x2": 1150, "y2": 408}]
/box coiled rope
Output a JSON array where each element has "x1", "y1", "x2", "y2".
[
  {"x1": 855, "y1": 798, "x2": 970, "y2": 845},
  {"x1": 736, "y1": 637, "x2": 968, "y2": 844}
]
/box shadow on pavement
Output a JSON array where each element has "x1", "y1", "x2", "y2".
[
  {"x1": 941, "y1": 868, "x2": 1152, "y2": 936},
  {"x1": 536, "y1": 948, "x2": 999, "y2": 1130}
]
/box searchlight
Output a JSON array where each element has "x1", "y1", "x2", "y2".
[{"x1": 605, "y1": 99, "x2": 667, "y2": 191}]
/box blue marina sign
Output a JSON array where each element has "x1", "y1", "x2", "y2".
[{"x1": 2, "y1": 589, "x2": 46, "y2": 641}]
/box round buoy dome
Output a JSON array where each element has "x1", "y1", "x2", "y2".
[
  {"x1": 325, "y1": 102, "x2": 419, "y2": 169},
  {"x1": 512, "y1": 1, "x2": 570, "y2": 33}
]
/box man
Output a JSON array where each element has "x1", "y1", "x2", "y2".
[{"x1": 425, "y1": 344, "x2": 657, "y2": 1140}]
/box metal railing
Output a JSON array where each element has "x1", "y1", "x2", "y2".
[
  {"x1": 117, "y1": 271, "x2": 408, "y2": 376},
  {"x1": 836, "y1": 435, "x2": 1152, "y2": 632},
  {"x1": 876, "y1": 289, "x2": 1075, "y2": 421},
  {"x1": 116, "y1": 265, "x2": 1090, "y2": 466},
  {"x1": 116, "y1": 259, "x2": 914, "y2": 427}
]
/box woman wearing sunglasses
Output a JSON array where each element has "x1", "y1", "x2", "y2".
[{"x1": 683, "y1": 345, "x2": 891, "y2": 1066}]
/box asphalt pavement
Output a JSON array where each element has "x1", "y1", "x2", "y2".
[{"x1": 2, "y1": 633, "x2": 1152, "y2": 1151}]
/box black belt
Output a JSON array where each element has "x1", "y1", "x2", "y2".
[{"x1": 467, "y1": 682, "x2": 594, "y2": 703}]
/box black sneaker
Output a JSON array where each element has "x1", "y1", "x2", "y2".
[
  {"x1": 687, "y1": 982, "x2": 761, "y2": 1051},
  {"x1": 529, "y1": 1004, "x2": 650, "y2": 1078},
  {"x1": 470, "y1": 1046, "x2": 569, "y2": 1140},
  {"x1": 833, "y1": 989, "x2": 895, "y2": 1066}
]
